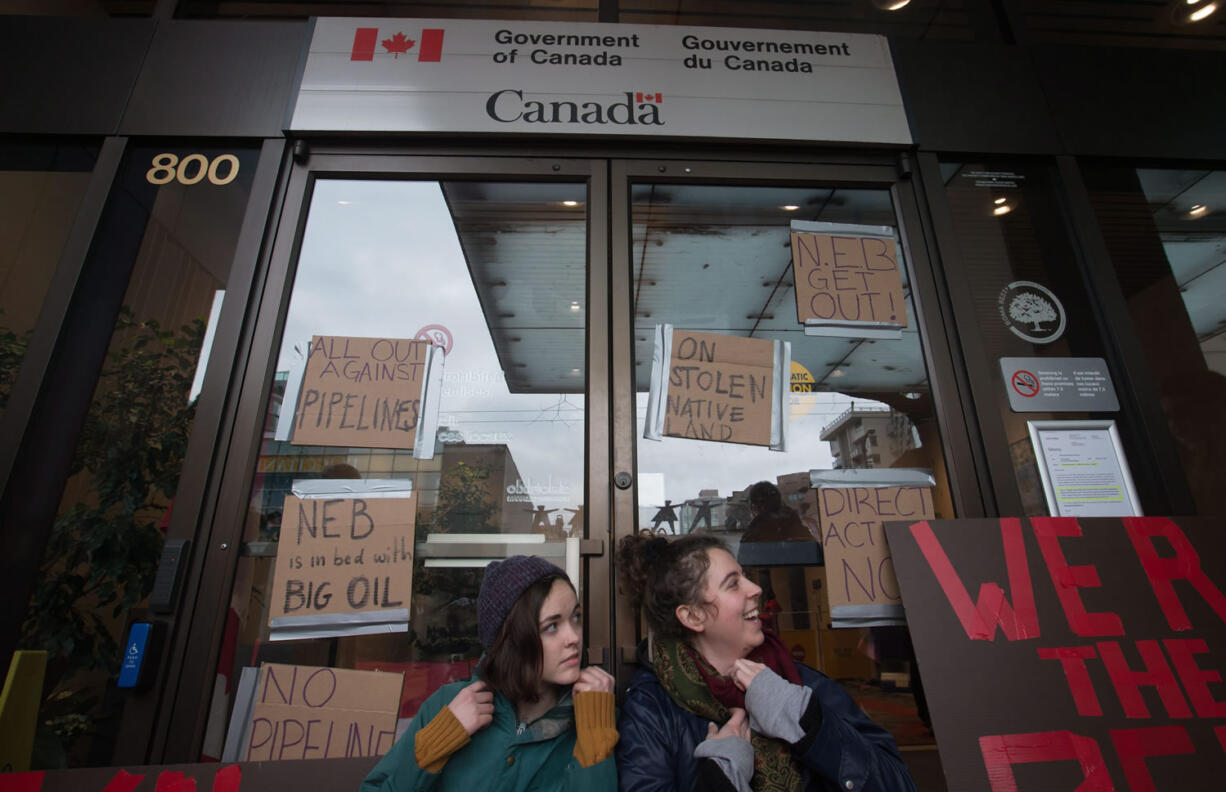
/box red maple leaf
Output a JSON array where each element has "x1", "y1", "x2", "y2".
[{"x1": 382, "y1": 32, "x2": 415, "y2": 58}]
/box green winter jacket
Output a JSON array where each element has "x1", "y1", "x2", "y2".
[{"x1": 360, "y1": 676, "x2": 617, "y2": 792}]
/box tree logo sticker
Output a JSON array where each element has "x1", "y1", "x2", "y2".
[{"x1": 997, "y1": 280, "x2": 1066, "y2": 344}]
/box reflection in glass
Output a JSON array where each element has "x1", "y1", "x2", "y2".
[
  {"x1": 223, "y1": 180, "x2": 587, "y2": 749},
  {"x1": 19, "y1": 143, "x2": 258, "y2": 767},
  {"x1": 0, "y1": 142, "x2": 98, "y2": 420},
  {"x1": 630, "y1": 182, "x2": 948, "y2": 747},
  {"x1": 1084, "y1": 166, "x2": 1226, "y2": 515}
]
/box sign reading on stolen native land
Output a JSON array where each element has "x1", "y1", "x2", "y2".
[
  {"x1": 291, "y1": 336, "x2": 435, "y2": 450},
  {"x1": 269, "y1": 483, "x2": 415, "y2": 641},
  {"x1": 814, "y1": 469, "x2": 934, "y2": 627},
  {"x1": 246, "y1": 664, "x2": 403, "y2": 761},
  {"x1": 887, "y1": 516, "x2": 1226, "y2": 791},
  {"x1": 664, "y1": 330, "x2": 776, "y2": 446},
  {"x1": 790, "y1": 221, "x2": 907, "y2": 338}
]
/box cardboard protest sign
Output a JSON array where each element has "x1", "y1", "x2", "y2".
[
  {"x1": 814, "y1": 469, "x2": 934, "y2": 627},
  {"x1": 643, "y1": 325, "x2": 790, "y2": 450},
  {"x1": 790, "y1": 221, "x2": 907, "y2": 338},
  {"x1": 245, "y1": 664, "x2": 403, "y2": 761},
  {"x1": 887, "y1": 517, "x2": 1226, "y2": 791},
  {"x1": 288, "y1": 335, "x2": 443, "y2": 455},
  {"x1": 269, "y1": 482, "x2": 415, "y2": 640}
]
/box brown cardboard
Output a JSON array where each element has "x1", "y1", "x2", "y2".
[
  {"x1": 818, "y1": 485, "x2": 933, "y2": 612},
  {"x1": 887, "y1": 517, "x2": 1226, "y2": 791},
  {"x1": 269, "y1": 495, "x2": 416, "y2": 624},
  {"x1": 663, "y1": 330, "x2": 774, "y2": 446},
  {"x1": 292, "y1": 336, "x2": 431, "y2": 449},
  {"x1": 790, "y1": 231, "x2": 907, "y2": 328},
  {"x1": 246, "y1": 664, "x2": 403, "y2": 761}
]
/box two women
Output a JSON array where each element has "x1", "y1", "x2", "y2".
[
  {"x1": 615, "y1": 533, "x2": 916, "y2": 792},
  {"x1": 362, "y1": 555, "x2": 619, "y2": 791}
]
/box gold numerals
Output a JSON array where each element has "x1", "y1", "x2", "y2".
[{"x1": 146, "y1": 153, "x2": 240, "y2": 186}]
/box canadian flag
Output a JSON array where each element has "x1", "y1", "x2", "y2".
[{"x1": 351, "y1": 27, "x2": 445, "y2": 62}]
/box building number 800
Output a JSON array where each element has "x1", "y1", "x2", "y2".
[{"x1": 146, "y1": 153, "x2": 240, "y2": 186}]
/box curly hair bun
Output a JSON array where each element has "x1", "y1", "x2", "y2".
[{"x1": 616, "y1": 531, "x2": 660, "y2": 605}]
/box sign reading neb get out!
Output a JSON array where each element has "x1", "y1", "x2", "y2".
[{"x1": 292, "y1": 19, "x2": 910, "y2": 144}]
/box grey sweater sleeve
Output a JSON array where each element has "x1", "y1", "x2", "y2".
[
  {"x1": 745, "y1": 667, "x2": 813, "y2": 743},
  {"x1": 693, "y1": 735, "x2": 754, "y2": 792}
]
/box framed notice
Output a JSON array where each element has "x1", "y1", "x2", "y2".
[
  {"x1": 268, "y1": 479, "x2": 416, "y2": 641},
  {"x1": 1028, "y1": 420, "x2": 1141, "y2": 518},
  {"x1": 811, "y1": 468, "x2": 935, "y2": 627},
  {"x1": 790, "y1": 220, "x2": 907, "y2": 339},
  {"x1": 643, "y1": 324, "x2": 790, "y2": 450}
]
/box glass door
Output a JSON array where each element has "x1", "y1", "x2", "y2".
[
  {"x1": 609, "y1": 157, "x2": 978, "y2": 754},
  {"x1": 163, "y1": 153, "x2": 611, "y2": 760}
]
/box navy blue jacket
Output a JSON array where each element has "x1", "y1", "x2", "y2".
[{"x1": 616, "y1": 660, "x2": 917, "y2": 792}]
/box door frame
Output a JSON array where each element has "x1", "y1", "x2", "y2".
[
  {"x1": 156, "y1": 148, "x2": 612, "y2": 760},
  {"x1": 606, "y1": 156, "x2": 986, "y2": 677}
]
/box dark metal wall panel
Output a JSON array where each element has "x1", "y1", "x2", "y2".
[
  {"x1": 891, "y1": 41, "x2": 1061, "y2": 155},
  {"x1": 119, "y1": 20, "x2": 308, "y2": 138},
  {"x1": 0, "y1": 17, "x2": 154, "y2": 135},
  {"x1": 1033, "y1": 45, "x2": 1226, "y2": 160}
]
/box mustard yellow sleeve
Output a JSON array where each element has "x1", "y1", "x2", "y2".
[
  {"x1": 413, "y1": 705, "x2": 471, "y2": 773},
  {"x1": 572, "y1": 690, "x2": 619, "y2": 768}
]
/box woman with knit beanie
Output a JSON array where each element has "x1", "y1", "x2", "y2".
[
  {"x1": 362, "y1": 555, "x2": 618, "y2": 791},
  {"x1": 615, "y1": 533, "x2": 915, "y2": 792}
]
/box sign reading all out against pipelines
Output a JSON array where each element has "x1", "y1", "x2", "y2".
[
  {"x1": 790, "y1": 230, "x2": 907, "y2": 329},
  {"x1": 292, "y1": 336, "x2": 430, "y2": 449},
  {"x1": 246, "y1": 664, "x2": 402, "y2": 761},
  {"x1": 819, "y1": 485, "x2": 933, "y2": 619},
  {"x1": 269, "y1": 495, "x2": 416, "y2": 628},
  {"x1": 664, "y1": 330, "x2": 774, "y2": 446},
  {"x1": 886, "y1": 517, "x2": 1226, "y2": 791}
]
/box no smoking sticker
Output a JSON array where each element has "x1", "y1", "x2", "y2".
[{"x1": 1011, "y1": 369, "x2": 1040, "y2": 398}]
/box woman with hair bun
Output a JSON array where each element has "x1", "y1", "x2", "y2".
[
  {"x1": 363, "y1": 555, "x2": 618, "y2": 791},
  {"x1": 615, "y1": 533, "x2": 915, "y2": 792}
]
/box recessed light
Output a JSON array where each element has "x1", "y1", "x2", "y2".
[
  {"x1": 1189, "y1": 204, "x2": 1210, "y2": 217},
  {"x1": 571, "y1": 368, "x2": 581, "y2": 374},
  {"x1": 337, "y1": 200, "x2": 352, "y2": 205},
  {"x1": 830, "y1": 369, "x2": 845, "y2": 378},
  {"x1": 569, "y1": 301, "x2": 582, "y2": 312},
  {"x1": 872, "y1": 0, "x2": 911, "y2": 8},
  {"x1": 903, "y1": 391, "x2": 922, "y2": 400},
  {"x1": 1190, "y1": 2, "x2": 1218, "y2": 21},
  {"x1": 781, "y1": 205, "x2": 800, "y2": 211},
  {"x1": 562, "y1": 200, "x2": 579, "y2": 207},
  {"x1": 993, "y1": 204, "x2": 1013, "y2": 216},
  {"x1": 994, "y1": 197, "x2": 1007, "y2": 205}
]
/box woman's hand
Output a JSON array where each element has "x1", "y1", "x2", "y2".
[
  {"x1": 706, "y1": 707, "x2": 751, "y2": 742},
  {"x1": 730, "y1": 658, "x2": 766, "y2": 692},
  {"x1": 573, "y1": 665, "x2": 616, "y2": 694},
  {"x1": 447, "y1": 680, "x2": 495, "y2": 735}
]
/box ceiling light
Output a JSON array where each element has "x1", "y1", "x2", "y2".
[
  {"x1": 1191, "y1": 2, "x2": 1218, "y2": 20},
  {"x1": 994, "y1": 197, "x2": 1007, "y2": 205},
  {"x1": 562, "y1": 200, "x2": 579, "y2": 207},
  {"x1": 1188, "y1": 204, "x2": 1210, "y2": 217},
  {"x1": 903, "y1": 391, "x2": 922, "y2": 400},
  {"x1": 993, "y1": 204, "x2": 1013, "y2": 216},
  {"x1": 872, "y1": 0, "x2": 911, "y2": 8},
  {"x1": 781, "y1": 205, "x2": 800, "y2": 211},
  {"x1": 570, "y1": 301, "x2": 582, "y2": 311},
  {"x1": 571, "y1": 368, "x2": 581, "y2": 375},
  {"x1": 336, "y1": 200, "x2": 352, "y2": 205},
  {"x1": 830, "y1": 369, "x2": 845, "y2": 378}
]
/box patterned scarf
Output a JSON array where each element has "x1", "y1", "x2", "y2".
[{"x1": 651, "y1": 633, "x2": 805, "y2": 792}]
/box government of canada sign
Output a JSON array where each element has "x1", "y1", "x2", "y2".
[{"x1": 292, "y1": 19, "x2": 910, "y2": 144}]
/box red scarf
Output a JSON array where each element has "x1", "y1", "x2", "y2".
[{"x1": 684, "y1": 629, "x2": 802, "y2": 710}]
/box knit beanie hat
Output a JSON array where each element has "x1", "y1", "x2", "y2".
[{"x1": 477, "y1": 555, "x2": 568, "y2": 651}]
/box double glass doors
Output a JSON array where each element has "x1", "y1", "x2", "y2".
[{"x1": 177, "y1": 151, "x2": 968, "y2": 758}]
